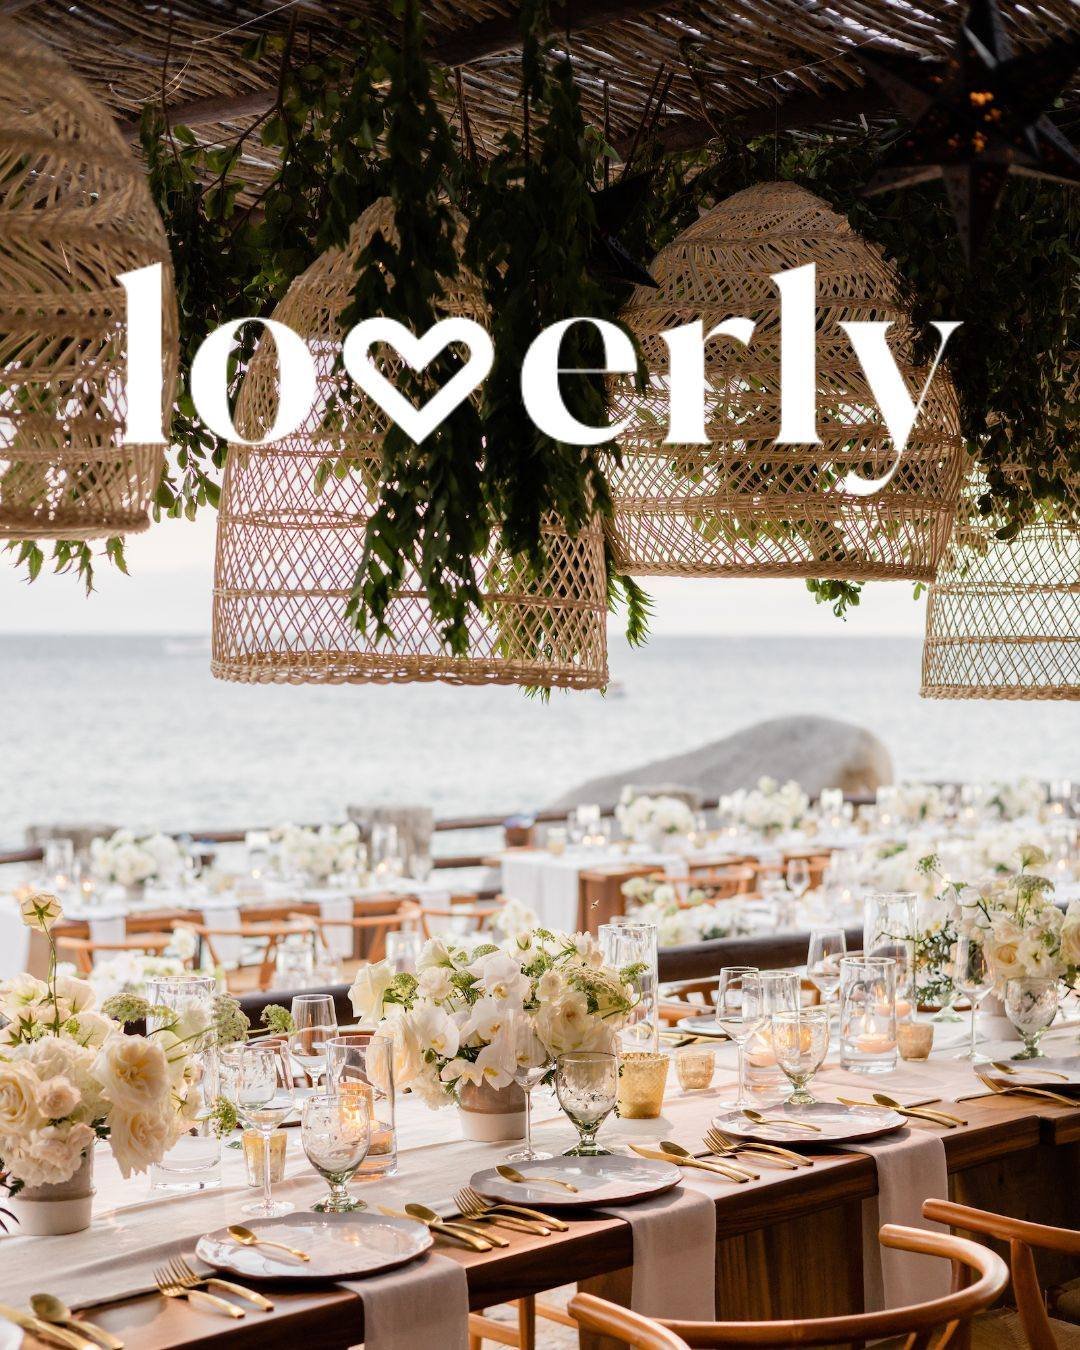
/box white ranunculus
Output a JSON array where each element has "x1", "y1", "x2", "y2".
[
  {"x1": 0, "y1": 1060, "x2": 46, "y2": 1136},
  {"x1": 109, "y1": 1105, "x2": 178, "y2": 1178},
  {"x1": 416, "y1": 965, "x2": 454, "y2": 1003},
  {"x1": 410, "y1": 1063, "x2": 452, "y2": 1109},
  {"x1": 93, "y1": 1034, "x2": 171, "y2": 1112},
  {"x1": 7, "y1": 1121, "x2": 95, "y2": 1187},
  {"x1": 18, "y1": 890, "x2": 63, "y2": 932},
  {"x1": 1017, "y1": 936, "x2": 1056, "y2": 978},
  {"x1": 349, "y1": 961, "x2": 395, "y2": 1023}
]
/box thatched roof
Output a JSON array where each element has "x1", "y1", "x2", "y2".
[{"x1": 14, "y1": 0, "x2": 1079, "y2": 178}]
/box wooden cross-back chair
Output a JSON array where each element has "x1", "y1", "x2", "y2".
[
  {"x1": 287, "y1": 900, "x2": 422, "y2": 972},
  {"x1": 924, "y1": 1200, "x2": 1080, "y2": 1350},
  {"x1": 568, "y1": 1224, "x2": 1009, "y2": 1349},
  {"x1": 55, "y1": 932, "x2": 180, "y2": 975},
  {"x1": 190, "y1": 919, "x2": 311, "y2": 992},
  {"x1": 656, "y1": 866, "x2": 757, "y2": 908},
  {"x1": 420, "y1": 896, "x2": 503, "y2": 940}
]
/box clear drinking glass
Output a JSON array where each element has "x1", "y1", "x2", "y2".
[
  {"x1": 863, "y1": 892, "x2": 917, "y2": 1021},
  {"x1": 221, "y1": 1043, "x2": 295, "y2": 1217},
  {"x1": 954, "y1": 934, "x2": 993, "y2": 1061},
  {"x1": 599, "y1": 922, "x2": 659, "y2": 1054},
  {"x1": 771, "y1": 1007, "x2": 830, "y2": 1105},
  {"x1": 786, "y1": 858, "x2": 811, "y2": 900},
  {"x1": 744, "y1": 969, "x2": 800, "y2": 1096},
  {"x1": 505, "y1": 1008, "x2": 553, "y2": 1162},
  {"x1": 1004, "y1": 977, "x2": 1059, "y2": 1059},
  {"x1": 290, "y1": 993, "x2": 338, "y2": 1088},
  {"x1": 555, "y1": 1051, "x2": 617, "y2": 1156},
  {"x1": 713, "y1": 967, "x2": 765, "y2": 1109},
  {"x1": 301, "y1": 1092, "x2": 370, "y2": 1212},
  {"x1": 840, "y1": 955, "x2": 898, "y2": 1073},
  {"x1": 807, "y1": 927, "x2": 847, "y2": 1009},
  {"x1": 385, "y1": 929, "x2": 423, "y2": 974},
  {"x1": 147, "y1": 974, "x2": 221, "y2": 1193},
  {"x1": 326, "y1": 1032, "x2": 397, "y2": 1176}
]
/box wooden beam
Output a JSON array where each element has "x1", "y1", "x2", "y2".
[{"x1": 118, "y1": 0, "x2": 672, "y2": 138}]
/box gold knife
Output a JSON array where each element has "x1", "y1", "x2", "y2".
[{"x1": 0, "y1": 1303, "x2": 98, "y2": 1350}]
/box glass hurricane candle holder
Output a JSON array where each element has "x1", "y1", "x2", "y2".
[
  {"x1": 599, "y1": 922, "x2": 659, "y2": 1054},
  {"x1": 863, "y1": 892, "x2": 916, "y2": 1022},
  {"x1": 897, "y1": 1022, "x2": 934, "y2": 1061},
  {"x1": 615, "y1": 1050, "x2": 669, "y2": 1119},
  {"x1": 840, "y1": 956, "x2": 898, "y2": 1074},
  {"x1": 675, "y1": 1046, "x2": 715, "y2": 1092},
  {"x1": 744, "y1": 969, "x2": 799, "y2": 1097},
  {"x1": 146, "y1": 975, "x2": 221, "y2": 1193},
  {"x1": 326, "y1": 1032, "x2": 397, "y2": 1176},
  {"x1": 1004, "y1": 977, "x2": 1059, "y2": 1059}
]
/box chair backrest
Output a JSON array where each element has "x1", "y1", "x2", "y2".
[
  {"x1": 924, "y1": 1199, "x2": 1080, "y2": 1350},
  {"x1": 55, "y1": 933, "x2": 177, "y2": 974},
  {"x1": 676, "y1": 867, "x2": 756, "y2": 904},
  {"x1": 420, "y1": 905, "x2": 500, "y2": 939},
  {"x1": 568, "y1": 1224, "x2": 1008, "y2": 1349}
]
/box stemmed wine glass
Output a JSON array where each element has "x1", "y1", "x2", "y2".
[
  {"x1": 771, "y1": 1007, "x2": 830, "y2": 1106},
  {"x1": 1004, "y1": 978, "x2": 1059, "y2": 1059},
  {"x1": 807, "y1": 927, "x2": 847, "y2": 1013},
  {"x1": 506, "y1": 1008, "x2": 553, "y2": 1163},
  {"x1": 290, "y1": 993, "x2": 338, "y2": 1089},
  {"x1": 555, "y1": 1051, "x2": 617, "y2": 1156},
  {"x1": 954, "y1": 934, "x2": 993, "y2": 1061},
  {"x1": 714, "y1": 967, "x2": 765, "y2": 1109},
  {"x1": 221, "y1": 1043, "x2": 295, "y2": 1217},
  {"x1": 301, "y1": 1091, "x2": 370, "y2": 1212},
  {"x1": 786, "y1": 858, "x2": 811, "y2": 902}
]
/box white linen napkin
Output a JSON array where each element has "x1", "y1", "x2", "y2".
[
  {"x1": 199, "y1": 902, "x2": 243, "y2": 966},
  {"x1": 88, "y1": 913, "x2": 126, "y2": 948},
  {"x1": 596, "y1": 1186, "x2": 716, "y2": 1319},
  {"x1": 838, "y1": 1129, "x2": 949, "y2": 1312},
  {"x1": 317, "y1": 894, "x2": 355, "y2": 960},
  {"x1": 0, "y1": 896, "x2": 30, "y2": 978},
  {"x1": 340, "y1": 1253, "x2": 469, "y2": 1350}
]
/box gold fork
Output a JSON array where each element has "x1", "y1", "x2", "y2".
[
  {"x1": 455, "y1": 1184, "x2": 570, "y2": 1232},
  {"x1": 703, "y1": 1126, "x2": 809, "y2": 1169},
  {"x1": 164, "y1": 1255, "x2": 274, "y2": 1312},
  {"x1": 974, "y1": 1070, "x2": 1077, "y2": 1106},
  {"x1": 153, "y1": 1267, "x2": 245, "y2": 1318},
  {"x1": 452, "y1": 1187, "x2": 553, "y2": 1234}
]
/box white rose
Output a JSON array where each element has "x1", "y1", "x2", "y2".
[
  {"x1": 109, "y1": 1105, "x2": 178, "y2": 1178},
  {"x1": 93, "y1": 1034, "x2": 171, "y2": 1112},
  {"x1": 417, "y1": 966, "x2": 454, "y2": 1002},
  {"x1": 18, "y1": 890, "x2": 63, "y2": 933},
  {"x1": 1060, "y1": 905, "x2": 1080, "y2": 967},
  {"x1": 18, "y1": 1036, "x2": 102, "y2": 1119},
  {"x1": 37, "y1": 1074, "x2": 80, "y2": 1120},
  {"x1": 348, "y1": 961, "x2": 395, "y2": 1023},
  {"x1": 7, "y1": 1121, "x2": 95, "y2": 1187},
  {"x1": 0, "y1": 1060, "x2": 46, "y2": 1135},
  {"x1": 987, "y1": 935, "x2": 1024, "y2": 982}
]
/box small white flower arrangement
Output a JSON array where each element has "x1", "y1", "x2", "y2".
[
  {"x1": 0, "y1": 893, "x2": 201, "y2": 1188},
  {"x1": 727, "y1": 777, "x2": 808, "y2": 837},
  {"x1": 986, "y1": 778, "x2": 1046, "y2": 822},
  {"x1": 616, "y1": 792, "x2": 695, "y2": 846},
  {"x1": 89, "y1": 830, "x2": 182, "y2": 888},
  {"x1": 277, "y1": 821, "x2": 361, "y2": 882},
  {"x1": 349, "y1": 930, "x2": 639, "y2": 1110},
  {"x1": 889, "y1": 782, "x2": 946, "y2": 824}
]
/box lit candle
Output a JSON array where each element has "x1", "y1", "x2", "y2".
[{"x1": 855, "y1": 1032, "x2": 896, "y2": 1053}]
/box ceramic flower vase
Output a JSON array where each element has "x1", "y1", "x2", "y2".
[
  {"x1": 457, "y1": 1080, "x2": 526, "y2": 1142},
  {"x1": 8, "y1": 1149, "x2": 94, "y2": 1236}
]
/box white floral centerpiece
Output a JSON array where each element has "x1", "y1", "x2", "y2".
[
  {"x1": 890, "y1": 782, "x2": 946, "y2": 825},
  {"x1": 89, "y1": 830, "x2": 182, "y2": 890},
  {"x1": 349, "y1": 930, "x2": 639, "y2": 1115},
  {"x1": 277, "y1": 821, "x2": 361, "y2": 882},
  {"x1": 621, "y1": 876, "x2": 752, "y2": 947},
  {"x1": 0, "y1": 893, "x2": 208, "y2": 1232},
  {"x1": 616, "y1": 792, "x2": 695, "y2": 848},
  {"x1": 727, "y1": 777, "x2": 808, "y2": 837},
  {"x1": 986, "y1": 778, "x2": 1046, "y2": 822}
]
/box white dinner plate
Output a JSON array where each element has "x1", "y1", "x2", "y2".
[
  {"x1": 195, "y1": 1211, "x2": 432, "y2": 1280},
  {"x1": 713, "y1": 1100, "x2": 905, "y2": 1144},
  {"x1": 674, "y1": 1014, "x2": 728, "y2": 1039},
  {"x1": 470, "y1": 1155, "x2": 681, "y2": 1209},
  {"x1": 988, "y1": 1056, "x2": 1080, "y2": 1087}
]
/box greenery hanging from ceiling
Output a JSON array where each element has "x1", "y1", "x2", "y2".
[{"x1": 5, "y1": 5, "x2": 1076, "y2": 641}]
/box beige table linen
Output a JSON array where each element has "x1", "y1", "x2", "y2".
[
  {"x1": 340, "y1": 1253, "x2": 469, "y2": 1350},
  {"x1": 596, "y1": 1185, "x2": 717, "y2": 1318}
]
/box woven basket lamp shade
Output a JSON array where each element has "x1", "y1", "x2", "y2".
[
  {"x1": 0, "y1": 21, "x2": 178, "y2": 540},
  {"x1": 607, "y1": 181, "x2": 964, "y2": 580},
  {"x1": 212, "y1": 199, "x2": 608, "y2": 688},
  {"x1": 921, "y1": 475, "x2": 1080, "y2": 701}
]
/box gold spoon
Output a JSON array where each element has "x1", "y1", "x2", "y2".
[
  {"x1": 991, "y1": 1060, "x2": 1070, "y2": 1082},
  {"x1": 29, "y1": 1297, "x2": 123, "y2": 1350},
  {"x1": 740, "y1": 1108, "x2": 821, "y2": 1133},
  {"x1": 377, "y1": 1206, "x2": 492, "y2": 1251},
  {"x1": 871, "y1": 1092, "x2": 967, "y2": 1126},
  {"x1": 227, "y1": 1223, "x2": 310, "y2": 1262},
  {"x1": 404, "y1": 1203, "x2": 510, "y2": 1247},
  {"x1": 658, "y1": 1139, "x2": 758, "y2": 1181},
  {"x1": 497, "y1": 1163, "x2": 578, "y2": 1193}
]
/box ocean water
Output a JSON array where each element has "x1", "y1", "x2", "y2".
[{"x1": 0, "y1": 633, "x2": 1076, "y2": 847}]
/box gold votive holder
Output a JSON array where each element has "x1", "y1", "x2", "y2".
[
  {"x1": 897, "y1": 1021, "x2": 934, "y2": 1061},
  {"x1": 242, "y1": 1129, "x2": 287, "y2": 1186},
  {"x1": 617, "y1": 1051, "x2": 670, "y2": 1119},
  {"x1": 675, "y1": 1046, "x2": 715, "y2": 1092}
]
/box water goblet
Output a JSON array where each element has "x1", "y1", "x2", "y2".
[
  {"x1": 954, "y1": 934, "x2": 993, "y2": 1061},
  {"x1": 506, "y1": 1008, "x2": 553, "y2": 1163},
  {"x1": 713, "y1": 967, "x2": 765, "y2": 1109},
  {"x1": 301, "y1": 1091, "x2": 370, "y2": 1212},
  {"x1": 807, "y1": 927, "x2": 847, "y2": 1010},
  {"x1": 221, "y1": 1043, "x2": 295, "y2": 1217},
  {"x1": 771, "y1": 1007, "x2": 830, "y2": 1106},
  {"x1": 290, "y1": 993, "x2": 338, "y2": 1088},
  {"x1": 555, "y1": 1051, "x2": 617, "y2": 1156},
  {"x1": 1004, "y1": 977, "x2": 1059, "y2": 1059}
]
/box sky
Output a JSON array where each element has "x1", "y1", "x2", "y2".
[{"x1": 0, "y1": 511, "x2": 930, "y2": 636}]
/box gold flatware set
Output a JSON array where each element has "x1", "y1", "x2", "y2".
[
  {"x1": 835, "y1": 1094, "x2": 967, "y2": 1127},
  {"x1": 703, "y1": 1125, "x2": 812, "y2": 1169},
  {"x1": 29, "y1": 1295, "x2": 124, "y2": 1350},
  {"x1": 628, "y1": 1141, "x2": 756, "y2": 1183}
]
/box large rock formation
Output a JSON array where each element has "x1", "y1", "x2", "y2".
[{"x1": 550, "y1": 715, "x2": 893, "y2": 808}]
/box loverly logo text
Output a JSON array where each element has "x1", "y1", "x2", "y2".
[{"x1": 119, "y1": 262, "x2": 960, "y2": 498}]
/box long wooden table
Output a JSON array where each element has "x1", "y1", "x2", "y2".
[{"x1": 14, "y1": 1093, "x2": 1079, "y2": 1349}]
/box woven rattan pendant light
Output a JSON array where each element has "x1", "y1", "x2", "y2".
[
  {"x1": 0, "y1": 21, "x2": 178, "y2": 539},
  {"x1": 921, "y1": 470, "x2": 1079, "y2": 700},
  {"x1": 212, "y1": 199, "x2": 608, "y2": 688},
  {"x1": 607, "y1": 181, "x2": 964, "y2": 580}
]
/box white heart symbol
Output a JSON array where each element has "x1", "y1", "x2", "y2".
[{"x1": 342, "y1": 317, "x2": 493, "y2": 444}]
